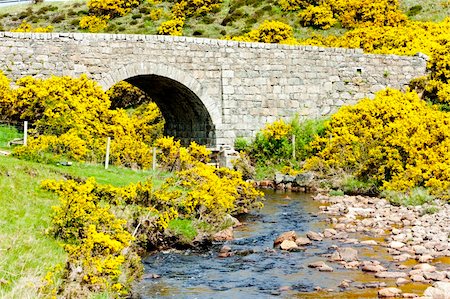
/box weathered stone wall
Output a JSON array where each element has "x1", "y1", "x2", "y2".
[{"x1": 0, "y1": 32, "x2": 427, "y2": 146}]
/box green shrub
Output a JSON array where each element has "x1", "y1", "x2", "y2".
[{"x1": 382, "y1": 187, "x2": 436, "y2": 206}]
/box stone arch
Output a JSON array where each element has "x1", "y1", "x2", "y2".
[{"x1": 99, "y1": 63, "x2": 220, "y2": 146}]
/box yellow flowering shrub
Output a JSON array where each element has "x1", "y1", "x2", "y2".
[
  {"x1": 158, "y1": 18, "x2": 184, "y2": 36},
  {"x1": 171, "y1": 0, "x2": 222, "y2": 18},
  {"x1": 79, "y1": 15, "x2": 110, "y2": 32},
  {"x1": 298, "y1": 5, "x2": 336, "y2": 30},
  {"x1": 0, "y1": 71, "x2": 13, "y2": 121},
  {"x1": 332, "y1": 0, "x2": 407, "y2": 28},
  {"x1": 11, "y1": 21, "x2": 53, "y2": 32},
  {"x1": 41, "y1": 178, "x2": 141, "y2": 297},
  {"x1": 3, "y1": 73, "x2": 164, "y2": 168},
  {"x1": 154, "y1": 136, "x2": 211, "y2": 171},
  {"x1": 231, "y1": 20, "x2": 298, "y2": 44},
  {"x1": 87, "y1": 0, "x2": 141, "y2": 17},
  {"x1": 304, "y1": 88, "x2": 450, "y2": 198},
  {"x1": 263, "y1": 119, "x2": 291, "y2": 140},
  {"x1": 149, "y1": 8, "x2": 163, "y2": 21}
]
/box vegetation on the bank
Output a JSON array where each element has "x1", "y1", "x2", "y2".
[
  {"x1": 0, "y1": 156, "x2": 156, "y2": 298},
  {"x1": 0, "y1": 72, "x2": 164, "y2": 169}
]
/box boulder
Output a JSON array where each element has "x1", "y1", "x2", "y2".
[
  {"x1": 280, "y1": 240, "x2": 299, "y2": 251},
  {"x1": 423, "y1": 281, "x2": 450, "y2": 299},
  {"x1": 213, "y1": 227, "x2": 233, "y2": 241},
  {"x1": 306, "y1": 231, "x2": 323, "y2": 241},
  {"x1": 389, "y1": 241, "x2": 406, "y2": 249},
  {"x1": 295, "y1": 237, "x2": 312, "y2": 246},
  {"x1": 331, "y1": 247, "x2": 359, "y2": 262},
  {"x1": 378, "y1": 287, "x2": 402, "y2": 297},
  {"x1": 274, "y1": 231, "x2": 297, "y2": 247},
  {"x1": 308, "y1": 261, "x2": 333, "y2": 272}
]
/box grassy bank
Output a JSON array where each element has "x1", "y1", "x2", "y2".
[
  {"x1": 0, "y1": 0, "x2": 447, "y2": 40},
  {"x1": 0, "y1": 155, "x2": 160, "y2": 298}
]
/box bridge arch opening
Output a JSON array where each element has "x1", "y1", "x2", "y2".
[
  {"x1": 124, "y1": 75, "x2": 215, "y2": 146},
  {"x1": 100, "y1": 63, "x2": 220, "y2": 146}
]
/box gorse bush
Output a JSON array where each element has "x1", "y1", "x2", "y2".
[
  {"x1": 79, "y1": 15, "x2": 110, "y2": 32},
  {"x1": 11, "y1": 21, "x2": 54, "y2": 32},
  {"x1": 1, "y1": 74, "x2": 164, "y2": 168},
  {"x1": 87, "y1": 0, "x2": 141, "y2": 17},
  {"x1": 304, "y1": 88, "x2": 450, "y2": 199},
  {"x1": 298, "y1": 5, "x2": 336, "y2": 30},
  {"x1": 230, "y1": 20, "x2": 298, "y2": 44}
]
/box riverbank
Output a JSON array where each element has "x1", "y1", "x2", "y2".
[{"x1": 304, "y1": 193, "x2": 450, "y2": 298}]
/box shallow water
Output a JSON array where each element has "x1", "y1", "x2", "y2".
[{"x1": 134, "y1": 191, "x2": 433, "y2": 298}]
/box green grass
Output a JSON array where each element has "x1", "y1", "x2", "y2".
[
  {"x1": 401, "y1": 0, "x2": 450, "y2": 22},
  {"x1": 381, "y1": 187, "x2": 436, "y2": 207},
  {"x1": 0, "y1": 155, "x2": 166, "y2": 298},
  {"x1": 0, "y1": 125, "x2": 22, "y2": 149},
  {"x1": 167, "y1": 219, "x2": 197, "y2": 243}
]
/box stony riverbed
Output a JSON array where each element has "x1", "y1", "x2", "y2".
[{"x1": 134, "y1": 191, "x2": 449, "y2": 299}]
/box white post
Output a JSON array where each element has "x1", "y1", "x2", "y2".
[
  {"x1": 152, "y1": 147, "x2": 157, "y2": 171},
  {"x1": 292, "y1": 134, "x2": 296, "y2": 160},
  {"x1": 105, "y1": 137, "x2": 111, "y2": 169},
  {"x1": 23, "y1": 121, "x2": 28, "y2": 146}
]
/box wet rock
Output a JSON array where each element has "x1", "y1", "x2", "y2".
[
  {"x1": 213, "y1": 227, "x2": 233, "y2": 241},
  {"x1": 339, "y1": 280, "x2": 352, "y2": 289},
  {"x1": 295, "y1": 237, "x2": 312, "y2": 246},
  {"x1": 378, "y1": 287, "x2": 402, "y2": 297},
  {"x1": 361, "y1": 263, "x2": 387, "y2": 273},
  {"x1": 394, "y1": 253, "x2": 412, "y2": 262},
  {"x1": 418, "y1": 255, "x2": 434, "y2": 263},
  {"x1": 411, "y1": 274, "x2": 426, "y2": 282},
  {"x1": 280, "y1": 240, "x2": 299, "y2": 251},
  {"x1": 295, "y1": 172, "x2": 314, "y2": 186},
  {"x1": 375, "y1": 272, "x2": 408, "y2": 279},
  {"x1": 413, "y1": 245, "x2": 428, "y2": 255},
  {"x1": 324, "y1": 228, "x2": 337, "y2": 238},
  {"x1": 331, "y1": 247, "x2": 359, "y2": 262},
  {"x1": 413, "y1": 264, "x2": 436, "y2": 273},
  {"x1": 225, "y1": 214, "x2": 241, "y2": 227},
  {"x1": 274, "y1": 231, "x2": 297, "y2": 247},
  {"x1": 306, "y1": 231, "x2": 323, "y2": 241},
  {"x1": 308, "y1": 261, "x2": 333, "y2": 272},
  {"x1": 423, "y1": 281, "x2": 450, "y2": 299},
  {"x1": 361, "y1": 240, "x2": 379, "y2": 246},
  {"x1": 363, "y1": 282, "x2": 387, "y2": 289},
  {"x1": 275, "y1": 173, "x2": 284, "y2": 185},
  {"x1": 423, "y1": 271, "x2": 447, "y2": 281},
  {"x1": 389, "y1": 241, "x2": 406, "y2": 249},
  {"x1": 396, "y1": 278, "x2": 409, "y2": 286}
]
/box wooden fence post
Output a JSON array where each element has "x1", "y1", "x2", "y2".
[
  {"x1": 23, "y1": 121, "x2": 28, "y2": 146},
  {"x1": 105, "y1": 137, "x2": 111, "y2": 169}
]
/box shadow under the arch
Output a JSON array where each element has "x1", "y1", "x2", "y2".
[{"x1": 125, "y1": 74, "x2": 216, "y2": 147}]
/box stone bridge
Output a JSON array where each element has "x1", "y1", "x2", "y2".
[{"x1": 0, "y1": 32, "x2": 427, "y2": 146}]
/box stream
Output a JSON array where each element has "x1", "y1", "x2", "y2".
[{"x1": 134, "y1": 191, "x2": 430, "y2": 298}]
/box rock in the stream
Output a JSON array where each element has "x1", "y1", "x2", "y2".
[
  {"x1": 213, "y1": 227, "x2": 233, "y2": 241},
  {"x1": 378, "y1": 287, "x2": 402, "y2": 297},
  {"x1": 274, "y1": 231, "x2": 297, "y2": 247},
  {"x1": 295, "y1": 237, "x2": 312, "y2": 246},
  {"x1": 306, "y1": 231, "x2": 323, "y2": 241},
  {"x1": 396, "y1": 278, "x2": 409, "y2": 286},
  {"x1": 280, "y1": 240, "x2": 299, "y2": 251},
  {"x1": 330, "y1": 247, "x2": 359, "y2": 262},
  {"x1": 308, "y1": 261, "x2": 334, "y2": 272},
  {"x1": 423, "y1": 281, "x2": 450, "y2": 299},
  {"x1": 389, "y1": 241, "x2": 406, "y2": 249}
]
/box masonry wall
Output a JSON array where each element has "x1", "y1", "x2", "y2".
[{"x1": 0, "y1": 32, "x2": 427, "y2": 146}]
